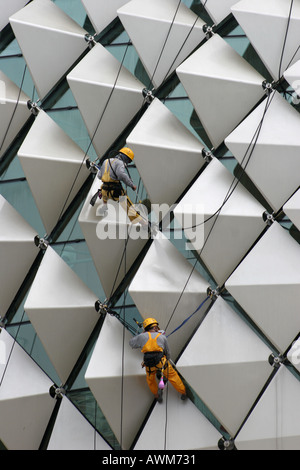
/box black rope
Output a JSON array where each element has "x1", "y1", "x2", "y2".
[
  {"x1": 278, "y1": 0, "x2": 294, "y2": 80},
  {"x1": 0, "y1": 63, "x2": 27, "y2": 156}
]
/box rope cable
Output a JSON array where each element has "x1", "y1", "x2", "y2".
[{"x1": 0, "y1": 63, "x2": 27, "y2": 157}]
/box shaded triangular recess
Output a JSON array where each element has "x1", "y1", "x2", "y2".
[
  {"x1": 231, "y1": 0, "x2": 300, "y2": 81},
  {"x1": 79, "y1": 178, "x2": 148, "y2": 299},
  {"x1": 176, "y1": 33, "x2": 265, "y2": 149},
  {"x1": 0, "y1": 0, "x2": 28, "y2": 31},
  {"x1": 81, "y1": 0, "x2": 130, "y2": 35},
  {"x1": 117, "y1": 0, "x2": 206, "y2": 88},
  {"x1": 134, "y1": 385, "x2": 222, "y2": 450},
  {"x1": 235, "y1": 366, "x2": 300, "y2": 450},
  {"x1": 0, "y1": 71, "x2": 31, "y2": 159},
  {"x1": 9, "y1": 0, "x2": 88, "y2": 99},
  {"x1": 0, "y1": 328, "x2": 55, "y2": 450},
  {"x1": 85, "y1": 314, "x2": 154, "y2": 450},
  {"x1": 24, "y1": 246, "x2": 99, "y2": 384},
  {"x1": 18, "y1": 110, "x2": 89, "y2": 235},
  {"x1": 173, "y1": 157, "x2": 266, "y2": 286},
  {"x1": 226, "y1": 222, "x2": 300, "y2": 353},
  {"x1": 177, "y1": 297, "x2": 273, "y2": 437},
  {"x1": 225, "y1": 91, "x2": 300, "y2": 212},
  {"x1": 283, "y1": 189, "x2": 300, "y2": 232},
  {"x1": 0, "y1": 195, "x2": 38, "y2": 317},
  {"x1": 129, "y1": 232, "x2": 211, "y2": 361},
  {"x1": 126, "y1": 98, "x2": 205, "y2": 215},
  {"x1": 67, "y1": 42, "x2": 145, "y2": 159},
  {"x1": 200, "y1": 0, "x2": 239, "y2": 25},
  {"x1": 47, "y1": 395, "x2": 112, "y2": 450}
]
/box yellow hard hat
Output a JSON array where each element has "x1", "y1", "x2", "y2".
[
  {"x1": 119, "y1": 147, "x2": 134, "y2": 161},
  {"x1": 143, "y1": 318, "x2": 159, "y2": 330}
]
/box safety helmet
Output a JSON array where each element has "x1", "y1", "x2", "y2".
[
  {"x1": 143, "y1": 318, "x2": 159, "y2": 331},
  {"x1": 119, "y1": 147, "x2": 134, "y2": 161}
]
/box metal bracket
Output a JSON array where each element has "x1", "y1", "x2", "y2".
[
  {"x1": 202, "y1": 148, "x2": 214, "y2": 163},
  {"x1": 27, "y1": 100, "x2": 40, "y2": 116},
  {"x1": 142, "y1": 88, "x2": 155, "y2": 104},
  {"x1": 218, "y1": 437, "x2": 235, "y2": 450},
  {"x1": 85, "y1": 34, "x2": 97, "y2": 49},
  {"x1": 263, "y1": 211, "x2": 275, "y2": 226},
  {"x1": 207, "y1": 286, "x2": 220, "y2": 301},
  {"x1": 262, "y1": 80, "x2": 274, "y2": 96},
  {"x1": 268, "y1": 353, "x2": 284, "y2": 369},
  {"x1": 49, "y1": 385, "x2": 66, "y2": 399},
  {"x1": 203, "y1": 24, "x2": 215, "y2": 40},
  {"x1": 34, "y1": 235, "x2": 49, "y2": 251}
]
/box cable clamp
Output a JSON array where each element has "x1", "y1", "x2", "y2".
[
  {"x1": 0, "y1": 317, "x2": 6, "y2": 329},
  {"x1": 95, "y1": 300, "x2": 120, "y2": 320},
  {"x1": 85, "y1": 34, "x2": 97, "y2": 49},
  {"x1": 202, "y1": 148, "x2": 214, "y2": 163},
  {"x1": 268, "y1": 353, "x2": 284, "y2": 369},
  {"x1": 142, "y1": 88, "x2": 155, "y2": 104},
  {"x1": 34, "y1": 235, "x2": 49, "y2": 251},
  {"x1": 263, "y1": 211, "x2": 275, "y2": 226},
  {"x1": 207, "y1": 286, "x2": 220, "y2": 300},
  {"x1": 262, "y1": 80, "x2": 274, "y2": 96},
  {"x1": 203, "y1": 24, "x2": 215, "y2": 40},
  {"x1": 27, "y1": 100, "x2": 40, "y2": 116}
]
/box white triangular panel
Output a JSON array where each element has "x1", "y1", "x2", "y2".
[
  {"x1": 67, "y1": 42, "x2": 145, "y2": 159},
  {"x1": 0, "y1": 328, "x2": 54, "y2": 450},
  {"x1": 85, "y1": 314, "x2": 154, "y2": 450},
  {"x1": 0, "y1": 71, "x2": 30, "y2": 159},
  {"x1": 134, "y1": 385, "x2": 221, "y2": 450},
  {"x1": 232, "y1": 0, "x2": 300, "y2": 80},
  {"x1": 18, "y1": 110, "x2": 89, "y2": 235},
  {"x1": 225, "y1": 91, "x2": 300, "y2": 212},
  {"x1": 126, "y1": 98, "x2": 205, "y2": 212},
  {"x1": 24, "y1": 246, "x2": 99, "y2": 384},
  {"x1": 10, "y1": 0, "x2": 88, "y2": 99},
  {"x1": 0, "y1": 195, "x2": 38, "y2": 317},
  {"x1": 235, "y1": 366, "x2": 300, "y2": 450},
  {"x1": 284, "y1": 59, "x2": 300, "y2": 91},
  {"x1": 0, "y1": 0, "x2": 28, "y2": 32},
  {"x1": 79, "y1": 178, "x2": 148, "y2": 299},
  {"x1": 176, "y1": 33, "x2": 265, "y2": 148},
  {"x1": 226, "y1": 222, "x2": 300, "y2": 353},
  {"x1": 118, "y1": 0, "x2": 206, "y2": 88},
  {"x1": 80, "y1": 0, "x2": 131, "y2": 34},
  {"x1": 283, "y1": 189, "x2": 300, "y2": 232},
  {"x1": 287, "y1": 338, "x2": 300, "y2": 375},
  {"x1": 200, "y1": 0, "x2": 238, "y2": 25},
  {"x1": 177, "y1": 297, "x2": 273, "y2": 437},
  {"x1": 47, "y1": 396, "x2": 112, "y2": 450},
  {"x1": 129, "y1": 232, "x2": 210, "y2": 360},
  {"x1": 173, "y1": 157, "x2": 266, "y2": 286}
]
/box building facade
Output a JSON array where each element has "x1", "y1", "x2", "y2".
[{"x1": 1, "y1": 0, "x2": 300, "y2": 451}]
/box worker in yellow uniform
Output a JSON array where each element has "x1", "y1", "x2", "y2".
[
  {"x1": 88, "y1": 147, "x2": 146, "y2": 224},
  {"x1": 129, "y1": 317, "x2": 187, "y2": 402}
]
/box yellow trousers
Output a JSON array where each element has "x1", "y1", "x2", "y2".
[
  {"x1": 101, "y1": 187, "x2": 144, "y2": 224},
  {"x1": 145, "y1": 358, "x2": 186, "y2": 396}
]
